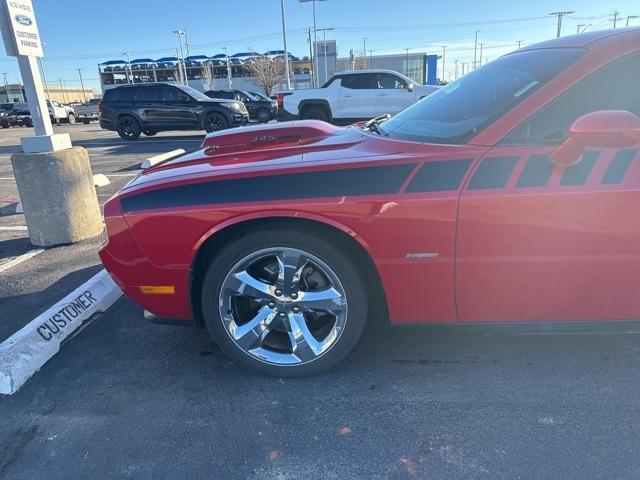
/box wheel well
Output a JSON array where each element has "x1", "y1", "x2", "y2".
[
  {"x1": 299, "y1": 101, "x2": 331, "y2": 119},
  {"x1": 189, "y1": 217, "x2": 388, "y2": 329}
]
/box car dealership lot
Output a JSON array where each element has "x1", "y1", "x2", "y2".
[{"x1": 3, "y1": 124, "x2": 640, "y2": 478}]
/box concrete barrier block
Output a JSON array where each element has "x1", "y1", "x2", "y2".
[
  {"x1": 11, "y1": 147, "x2": 103, "y2": 247},
  {"x1": 141, "y1": 149, "x2": 186, "y2": 169}
]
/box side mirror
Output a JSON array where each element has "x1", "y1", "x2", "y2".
[
  {"x1": 551, "y1": 110, "x2": 640, "y2": 166},
  {"x1": 407, "y1": 83, "x2": 414, "y2": 92}
]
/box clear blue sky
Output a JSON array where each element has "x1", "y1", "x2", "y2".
[{"x1": 1, "y1": 0, "x2": 638, "y2": 90}]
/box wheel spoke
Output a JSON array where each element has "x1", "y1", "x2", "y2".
[
  {"x1": 227, "y1": 270, "x2": 275, "y2": 300},
  {"x1": 296, "y1": 287, "x2": 344, "y2": 312},
  {"x1": 276, "y1": 249, "x2": 308, "y2": 287},
  {"x1": 287, "y1": 312, "x2": 323, "y2": 359},
  {"x1": 229, "y1": 306, "x2": 275, "y2": 349}
]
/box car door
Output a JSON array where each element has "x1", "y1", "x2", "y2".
[
  {"x1": 338, "y1": 74, "x2": 378, "y2": 120},
  {"x1": 375, "y1": 73, "x2": 414, "y2": 115},
  {"x1": 149, "y1": 86, "x2": 197, "y2": 128},
  {"x1": 456, "y1": 51, "x2": 640, "y2": 323}
]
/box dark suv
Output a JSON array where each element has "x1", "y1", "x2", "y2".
[
  {"x1": 99, "y1": 83, "x2": 249, "y2": 140},
  {"x1": 204, "y1": 89, "x2": 277, "y2": 123}
]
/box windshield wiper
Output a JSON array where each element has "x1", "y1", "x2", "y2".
[{"x1": 363, "y1": 114, "x2": 390, "y2": 136}]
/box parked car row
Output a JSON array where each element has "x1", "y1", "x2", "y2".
[
  {"x1": 0, "y1": 102, "x2": 32, "y2": 128},
  {"x1": 204, "y1": 90, "x2": 277, "y2": 123}
]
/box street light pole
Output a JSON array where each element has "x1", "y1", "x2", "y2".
[
  {"x1": 280, "y1": 0, "x2": 292, "y2": 90},
  {"x1": 76, "y1": 69, "x2": 87, "y2": 102},
  {"x1": 441, "y1": 45, "x2": 446, "y2": 83},
  {"x1": 611, "y1": 11, "x2": 620, "y2": 28},
  {"x1": 122, "y1": 51, "x2": 132, "y2": 84},
  {"x1": 174, "y1": 30, "x2": 188, "y2": 86},
  {"x1": 404, "y1": 48, "x2": 410, "y2": 75},
  {"x1": 222, "y1": 47, "x2": 232, "y2": 90},
  {"x1": 479, "y1": 43, "x2": 484, "y2": 66},
  {"x1": 300, "y1": 0, "x2": 327, "y2": 87}
]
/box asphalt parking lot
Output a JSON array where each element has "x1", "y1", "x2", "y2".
[{"x1": 2, "y1": 124, "x2": 640, "y2": 478}]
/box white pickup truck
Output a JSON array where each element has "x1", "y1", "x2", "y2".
[
  {"x1": 48, "y1": 100, "x2": 76, "y2": 124},
  {"x1": 278, "y1": 69, "x2": 439, "y2": 125}
]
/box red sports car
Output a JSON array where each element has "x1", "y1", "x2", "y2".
[{"x1": 100, "y1": 29, "x2": 640, "y2": 376}]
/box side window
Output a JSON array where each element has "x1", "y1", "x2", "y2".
[
  {"x1": 160, "y1": 87, "x2": 190, "y2": 102},
  {"x1": 341, "y1": 74, "x2": 376, "y2": 89},
  {"x1": 138, "y1": 87, "x2": 158, "y2": 102},
  {"x1": 377, "y1": 74, "x2": 407, "y2": 89},
  {"x1": 216, "y1": 91, "x2": 233, "y2": 99},
  {"x1": 503, "y1": 52, "x2": 640, "y2": 145}
]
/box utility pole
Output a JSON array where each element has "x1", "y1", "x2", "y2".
[
  {"x1": 479, "y1": 43, "x2": 484, "y2": 66},
  {"x1": 362, "y1": 37, "x2": 367, "y2": 61},
  {"x1": 627, "y1": 15, "x2": 640, "y2": 27},
  {"x1": 368, "y1": 50, "x2": 373, "y2": 69},
  {"x1": 611, "y1": 11, "x2": 620, "y2": 28},
  {"x1": 577, "y1": 24, "x2": 585, "y2": 34},
  {"x1": 280, "y1": 0, "x2": 291, "y2": 90},
  {"x1": 441, "y1": 45, "x2": 446, "y2": 83},
  {"x1": 58, "y1": 78, "x2": 67, "y2": 103},
  {"x1": 222, "y1": 47, "x2": 232, "y2": 90},
  {"x1": 76, "y1": 69, "x2": 87, "y2": 102},
  {"x1": 473, "y1": 31, "x2": 479, "y2": 69},
  {"x1": 454, "y1": 60, "x2": 458, "y2": 80},
  {"x1": 404, "y1": 48, "x2": 410, "y2": 75},
  {"x1": 549, "y1": 11, "x2": 574, "y2": 38},
  {"x1": 516, "y1": 40, "x2": 523, "y2": 49}
]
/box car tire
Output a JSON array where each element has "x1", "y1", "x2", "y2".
[
  {"x1": 143, "y1": 130, "x2": 157, "y2": 136},
  {"x1": 201, "y1": 228, "x2": 368, "y2": 377},
  {"x1": 67, "y1": 113, "x2": 76, "y2": 124},
  {"x1": 204, "y1": 112, "x2": 229, "y2": 133},
  {"x1": 256, "y1": 108, "x2": 271, "y2": 123},
  {"x1": 301, "y1": 106, "x2": 329, "y2": 122},
  {"x1": 115, "y1": 115, "x2": 141, "y2": 140},
  {"x1": 24, "y1": 118, "x2": 33, "y2": 127}
]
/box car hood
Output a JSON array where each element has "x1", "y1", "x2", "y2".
[{"x1": 122, "y1": 120, "x2": 413, "y2": 192}]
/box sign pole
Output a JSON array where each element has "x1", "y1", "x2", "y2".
[{"x1": 17, "y1": 54, "x2": 52, "y2": 136}]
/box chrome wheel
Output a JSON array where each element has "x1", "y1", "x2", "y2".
[{"x1": 219, "y1": 247, "x2": 348, "y2": 366}]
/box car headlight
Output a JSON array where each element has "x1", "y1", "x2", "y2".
[{"x1": 221, "y1": 102, "x2": 246, "y2": 113}]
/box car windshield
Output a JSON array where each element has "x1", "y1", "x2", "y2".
[
  {"x1": 378, "y1": 48, "x2": 585, "y2": 144},
  {"x1": 175, "y1": 84, "x2": 212, "y2": 101},
  {"x1": 243, "y1": 91, "x2": 260, "y2": 101}
]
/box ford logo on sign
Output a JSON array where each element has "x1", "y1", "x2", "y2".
[{"x1": 15, "y1": 15, "x2": 32, "y2": 26}]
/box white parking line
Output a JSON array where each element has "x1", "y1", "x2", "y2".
[
  {"x1": 0, "y1": 226, "x2": 28, "y2": 231},
  {"x1": 0, "y1": 249, "x2": 44, "y2": 274}
]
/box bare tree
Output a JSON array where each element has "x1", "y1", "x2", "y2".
[
  {"x1": 247, "y1": 57, "x2": 285, "y2": 96},
  {"x1": 337, "y1": 55, "x2": 368, "y2": 71}
]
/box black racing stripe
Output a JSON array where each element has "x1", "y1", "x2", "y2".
[
  {"x1": 559, "y1": 150, "x2": 600, "y2": 186},
  {"x1": 405, "y1": 159, "x2": 473, "y2": 193},
  {"x1": 121, "y1": 163, "x2": 417, "y2": 212},
  {"x1": 468, "y1": 156, "x2": 519, "y2": 190},
  {"x1": 516, "y1": 154, "x2": 555, "y2": 187},
  {"x1": 602, "y1": 149, "x2": 637, "y2": 184}
]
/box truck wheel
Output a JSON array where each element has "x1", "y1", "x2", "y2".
[
  {"x1": 301, "y1": 106, "x2": 329, "y2": 122},
  {"x1": 116, "y1": 115, "x2": 141, "y2": 140},
  {"x1": 201, "y1": 228, "x2": 368, "y2": 377},
  {"x1": 256, "y1": 108, "x2": 271, "y2": 123},
  {"x1": 67, "y1": 113, "x2": 76, "y2": 124},
  {"x1": 204, "y1": 112, "x2": 229, "y2": 132}
]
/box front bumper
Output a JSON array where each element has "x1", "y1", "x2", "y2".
[{"x1": 230, "y1": 113, "x2": 250, "y2": 126}]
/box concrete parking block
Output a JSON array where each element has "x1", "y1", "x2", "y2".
[
  {"x1": 92, "y1": 173, "x2": 111, "y2": 187},
  {"x1": 141, "y1": 148, "x2": 186, "y2": 169},
  {"x1": 0, "y1": 269, "x2": 122, "y2": 395}
]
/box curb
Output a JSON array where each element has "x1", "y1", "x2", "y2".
[{"x1": 0, "y1": 269, "x2": 122, "y2": 395}]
